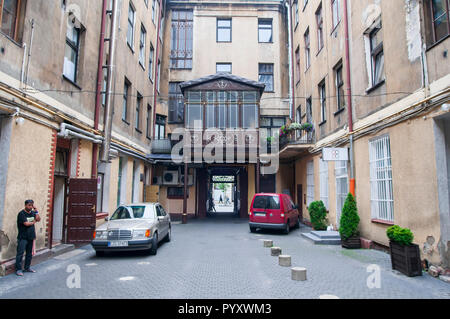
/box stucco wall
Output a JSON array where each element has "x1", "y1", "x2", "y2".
[{"x1": 1, "y1": 119, "x2": 54, "y2": 261}]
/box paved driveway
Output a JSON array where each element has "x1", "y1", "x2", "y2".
[{"x1": 1, "y1": 217, "x2": 449, "y2": 299}]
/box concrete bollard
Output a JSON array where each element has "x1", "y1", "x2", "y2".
[
  {"x1": 278, "y1": 255, "x2": 291, "y2": 267},
  {"x1": 263, "y1": 240, "x2": 273, "y2": 248},
  {"x1": 291, "y1": 267, "x2": 307, "y2": 281},
  {"x1": 271, "y1": 247, "x2": 282, "y2": 256}
]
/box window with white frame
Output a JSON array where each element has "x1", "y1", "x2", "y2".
[
  {"x1": 335, "y1": 160, "x2": 348, "y2": 226},
  {"x1": 139, "y1": 25, "x2": 146, "y2": 67},
  {"x1": 319, "y1": 80, "x2": 326, "y2": 123},
  {"x1": 307, "y1": 160, "x2": 315, "y2": 207},
  {"x1": 369, "y1": 135, "x2": 394, "y2": 222},
  {"x1": 64, "y1": 21, "x2": 81, "y2": 83},
  {"x1": 331, "y1": 0, "x2": 341, "y2": 30},
  {"x1": 367, "y1": 21, "x2": 384, "y2": 87},
  {"x1": 319, "y1": 158, "x2": 329, "y2": 210}
]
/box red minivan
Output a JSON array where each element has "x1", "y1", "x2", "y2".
[{"x1": 249, "y1": 193, "x2": 300, "y2": 234}]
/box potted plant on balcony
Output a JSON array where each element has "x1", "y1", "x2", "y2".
[
  {"x1": 308, "y1": 200, "x2": 328, "y2": 231},
  {"x1": 386, "y1": 225, "x2": 422, "y2": 277},
  {"x1": 339, "y1": 193, "x2": 361, "y2": 249}
]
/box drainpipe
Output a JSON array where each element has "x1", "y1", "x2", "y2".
[
  {"x1": 152, "y1": 1, "x2": 163, "y2": 138},
  {"x1": 92, "y1": 0, "x2": 108, "y2": 177},
  {"x1": 100, "y1": 0, "x2": 119, "y2": 163},
  {"x1": 25, "y1": 19, "x2": 35, "y2": 88},
  {"x1": 285, "y1": 0, "x2": 295, "y2": 120},
  {"x1": 343, "y1": 0, "x2": 355, "y2": 196}
]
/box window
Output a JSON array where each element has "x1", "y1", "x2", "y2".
[
  {"x1": 306, "y1": 160, "x2": 314, "y2": 206},
  {"x1": 369, "y1": 23, "x2": 384, "y2": 87},
  {"x1": 170, "y1": 10, "x2": 193, "y2": 69},
  {"x1": 303, "y1": 0, "x2": 309, "y2": 9},
  {"x1": 242, "y1": 91, "x2": 258, "y2": 129},
  {"x1": 258, "y1": 19, "x2": 273, "y2": 42},
  {"x1": 167, "y1": 187, "x2": 188, "y2": 199},
  {"x1": 136, "y1": 92, "x2": 142, "y2": 131},
  {"x1": 369, "y1": 135, "x2": 394, "y2": 222},
  {"x1": 426, "y1": 0, "x2": 450, "y2": 45},
  {"x1": 146, "y1": 104, "x2": 152, "y2": 139},
  {"x1": 295, "y1": 46, "x2": 301, "y2": 84},
  {"x1": 0, "y1": 0, "x2": 22, "y2": 41},
  {"x1": 139, "y1": 25, "x2": 146, "y2": 67},
  {"x1": 319, "y1": 81, "x2": 326, "y2": 123},
  {"x1": 155, "y1": 115, "x2": 166, "y2": 140},
  {"x1": 127, "y1": 3, "x2": 136, "y2": 49},
  {"x1": 306, "y1": 97, "x2": 312, "y2": 123},
  {"x1": 152, "y1": 0, "x2": 156, "y2": 23},
  {"x1": 331, "y1": 0, "x2": 341, "y2": 30},
  {"x1": 316, "y1": 4, "x2": 324, "y2": 52},
  {"x1": 260, "y1": 117, "x2": 286, "y2": 139},
  {"x1": 335, "y1": 160, "x2": 348, "y2": 227},
  {"x1": 149, "y1": 44, "x2": 154, "y2": 81},
  {"x1": 168, "y1": 82, "x2": 184, "y2": 123},
  {"x1": 304, "y1": 28, "x2": 311, "y2": 70},
  {"x1": 186, "y1": 91, "x2": 203, "y2": 128},
  {"x1": 122, "y1": 79, "x2": 130, "y2": 122},
  {"x1": 63, "y1": 21, "x2": 80, "y2": 83},
  {"x1": 217, "y1": 18, "x2": 231, "y2": 42},
  {"x1": 335, "y1": 64, "x2": 345, "y2": 111},
  {"x1": 294, "y1": 1, "x2": 299, "y2": 27},
  {"x1": 216, "y1": 63, "x2": 232, "y2": 73},
  {"x1": 258, "y1": 63, "x2": 274, "y2": 92},
  {"x1": 319, "y1": 159, "x2": 329, "y2": 210}
]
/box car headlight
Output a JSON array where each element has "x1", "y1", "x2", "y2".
[
  {"x1": 95, "y1": 231, "x2": 107, "y2": 240},
  {"x1": 133, "y1": 229, "x2": 150, "y2": 239}
]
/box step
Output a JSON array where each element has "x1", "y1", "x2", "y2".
[
  {"x1": 301, "y1": 232, "x2": 341, "y2": 245},
  {"x1": 310, "y1": 230, "x2": 341, "y2": 240}
]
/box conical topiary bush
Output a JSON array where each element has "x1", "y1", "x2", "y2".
[{"x1": 339, "y1": 193, "x2": 361, "y2": 248}]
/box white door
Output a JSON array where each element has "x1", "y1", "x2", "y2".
[{"x1": 52, "y1": 177, "x2": 66, "y2": 242}]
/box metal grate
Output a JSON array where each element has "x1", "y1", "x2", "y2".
[
  {"x1": 107, "y1": 229, "x2": 132, "y2": 240},
  {"x1": 369, "y1": 135, "x2": 394, "y2": 222}
]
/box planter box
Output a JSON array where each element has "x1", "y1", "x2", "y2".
[
  {"x1": 389, "y1": 241, "x2": 422, "y2": 277},
  {"x1": 341, "y1": 236, "x2": 361, "y2": 249}
]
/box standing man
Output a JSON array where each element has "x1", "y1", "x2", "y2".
[{"x1": 15, "y1": 200, "x2": 41, "y2": 276}]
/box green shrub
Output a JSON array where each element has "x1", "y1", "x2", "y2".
[
  {"x1": 386, "y1": 225, "x2": 414, "y2": 246},
  {"x1": 308, "y1": 200, "x2": 328, "y2": 230},
  {"x1": 339, "y1": 193, "x2": 360, "y2": 240}
]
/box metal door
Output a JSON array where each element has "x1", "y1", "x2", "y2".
[{"x1": 66, "y1": 179, "x2": 97, "y2": 243}]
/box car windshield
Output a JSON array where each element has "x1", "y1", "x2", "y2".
[
  {"x1": 110, "y1": 206, "x2": 132, "y2": 220},
  {"x1": 130, "y1": 206, "x2": 146, "y2": 218},
  {"x1": 252, "y1": 195, "x2": 280, "y2": 209}
]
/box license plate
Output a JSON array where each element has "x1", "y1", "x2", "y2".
[
  {"x1": 108, "y1": 241, "x2": 128, "y2": 247},
  {"x1": 255, "y1": 213, "x2": 266, "y2": 217}
]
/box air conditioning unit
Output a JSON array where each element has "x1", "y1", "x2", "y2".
[
  {"x1": 152, "y1": 176, "x2": 162, "y2": 185},
  {"x1": 163, "y1": 171, "x2": 179, "y2": 185},
  {"x1": 180, "y1": 175, "x2": 194, "y2": 186}
]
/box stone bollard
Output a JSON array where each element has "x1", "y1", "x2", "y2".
[
  {"x1": 263, "y1": 240, "x2": 273, "y2": 248},
  {"x1": 291, "y1": 267, "x2": 307, "y2": 281},
  {"x1": 279, "y1": 255, "x2": 291, "y2": 267},
  {"x1": 271, "y1": 247, "x2": 282, "y2": 256}
]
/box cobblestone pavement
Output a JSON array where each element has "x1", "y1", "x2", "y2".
[{"x1": 1, "y1": 217, "x2": 449, "y2": 299}]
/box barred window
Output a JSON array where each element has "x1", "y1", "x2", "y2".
[
  {"x1": 369, "y1": 135, "x2": 394, "y2": 222},
  {"x1": 170, "y1": 10, "x2": 193, "y2": 69}
]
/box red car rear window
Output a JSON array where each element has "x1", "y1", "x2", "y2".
[{"x1": 252, "y1": 195, "x2": 280, "y2": 209}]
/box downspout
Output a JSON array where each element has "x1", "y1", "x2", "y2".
[
  {"x1": 343, "y1": 0, "x2": 355, "y2": 196},
  {"x1": 285, "y1": 0, "x2": 295, "y2": 120},
  {"x1": 100, "y1": 0, "x2": 119, "y2": 163},
  {"x1": 152, "y1": 0, "x2": 163, "y2": 138},
  {"x1": 92, "y1": 0, "x2": 108, "y2": 178},
  {"x1": 25, "y1": 19, "x2": 35, "y2": 88}
]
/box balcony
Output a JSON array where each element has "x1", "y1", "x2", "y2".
[
  {"x1": 278, "y1": 129, "x2": 316, "y2": 160},
  {"x1": 151, "y1": 139, "x2": 173, "y2": 154}
]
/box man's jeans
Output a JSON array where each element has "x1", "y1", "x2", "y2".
[{"x1": 15, "y1": 239, "x2": 33, "y2": 271}]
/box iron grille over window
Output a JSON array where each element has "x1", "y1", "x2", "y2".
[{"x1": 170, "y1": 10, "x2": 193, "y2": 69}]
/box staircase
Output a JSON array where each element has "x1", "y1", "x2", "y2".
[{"x1": 301, "y1": 231, "x2": 341, "y2": 245}]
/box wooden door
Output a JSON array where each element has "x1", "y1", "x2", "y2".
[{"x1": 66, "y1": 179, "x2": 97, "y2": 243}]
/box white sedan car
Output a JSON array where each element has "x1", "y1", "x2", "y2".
[{"x1": 91, "y1": 203, "x2": 171, "y2": 256}]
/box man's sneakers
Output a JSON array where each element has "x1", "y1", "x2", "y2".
[
  {"x1": 24, "y1": 268, "x2": 36, "y2": 273},
  {"x1": 16, "y1": 270, "x2": 24, "y2": 276}
]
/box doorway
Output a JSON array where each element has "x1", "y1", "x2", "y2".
[{"x1": 208, "y1": 175, "x2": 236, "y2": 215}]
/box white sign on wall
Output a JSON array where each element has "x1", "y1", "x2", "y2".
[{"x1": 322, "y1": 148, "x2": 349, "y2": 161}]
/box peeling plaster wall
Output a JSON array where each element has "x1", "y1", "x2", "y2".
[{"x1": 404, "y1": 0, "x2": 422, "y2": 62}]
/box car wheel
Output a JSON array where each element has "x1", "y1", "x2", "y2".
[
  {"x1": 165, "y1": 227, "x2": 171, "y2": 242},
  {"x1": 149, "y1": 232, "x2": 158, "y2": 255},
  {"x1": 249, "y1": 226, "x2": 257, "y2": 233},
  {"x1": 95, "y1": 250, "x2": 105, "y2": 257},
  {"x1": 283, "y1": 221, "x2": 290, "y2": 234}
]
